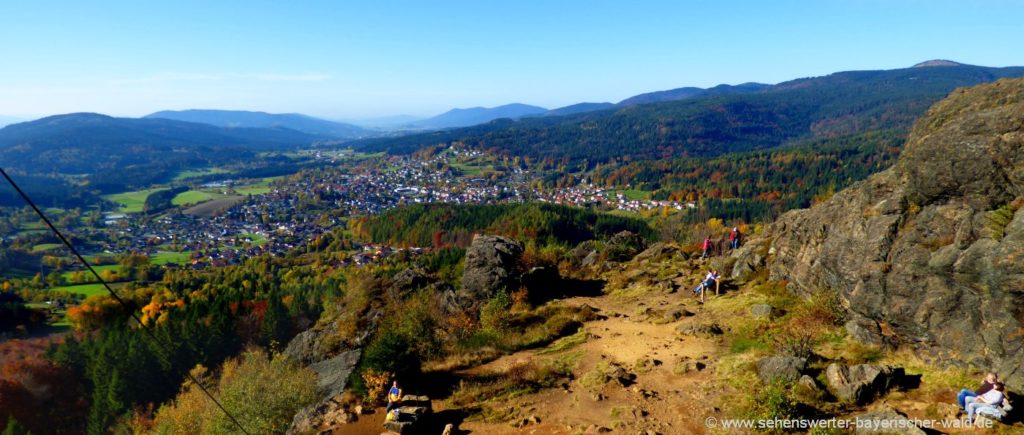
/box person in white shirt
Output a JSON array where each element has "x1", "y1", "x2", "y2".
[{"x1": 966, "y1": 382, "x2": 1005, "y2": 424}]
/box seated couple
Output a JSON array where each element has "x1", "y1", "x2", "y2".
[{"x1": 958, "y1": 372, "x2": 1012, "y2": 424}]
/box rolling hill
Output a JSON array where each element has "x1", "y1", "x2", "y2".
[
  {"x1": 0, "y1": 113, "x2": 321, "y2": 201},
  {"x1": 145, "y1": 109, "x2": 375, "y2": 138},
  {"x1": 346, "y1": 62, "x2": 1024, "y2": 162},
  {"x1": 415, "y1": 103, "x2": 548, "y2": 129}
]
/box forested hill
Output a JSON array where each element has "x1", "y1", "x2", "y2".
[
  {"x1": 353, "y1": 202, "x2": 653, "y2": 248},
  {"x1": 0, "y1": 113, "x2": 321, "y2": 198},
  {"x1": 346, "y1": 63, "x2": 1024, "y2": 162},
  {"x1": 145, "y1": 109, "x2": 374, "y2": 139}
]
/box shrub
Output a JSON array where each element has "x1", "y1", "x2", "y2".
[
  {"x1": 361, "y1": 369, "x2": 393, "y2": 406},
  {"x1": 479, "y1": 291, "x2": 512, "y2": 331},
  {"x1": 152, "y1": 348, "x2": 318, "y2": 434}
]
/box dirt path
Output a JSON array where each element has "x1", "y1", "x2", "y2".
[{"x1": 454, "y1": 283, "x2": 721, "y2": 434}]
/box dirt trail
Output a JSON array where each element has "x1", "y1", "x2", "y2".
[{"x1": 453, "y1": 278, "x2": 722, "y2": 434}]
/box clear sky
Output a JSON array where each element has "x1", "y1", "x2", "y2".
[{"x1": 0, "y1": 0, "x2": 1021, "y2": 120}]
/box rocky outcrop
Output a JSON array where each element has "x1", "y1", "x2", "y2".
[
  {"x1": 460, "y1": 235, "x2": 524, "y2": 304},
  {"x1": 605, "y1": 231, "x2": 648, "y2": 262},
  {"x1": 382, "y1": 395, "x2": 433, "y2": 434},
  {"x1": 756, "y1": 356, "x2": 807, "y2": 383},
  {"x1": 733, "y1": 78, "x2": 1024, "y2": 389},
  {"x1": 825, "y1": 363, "x2": 903, "y2": 405}
]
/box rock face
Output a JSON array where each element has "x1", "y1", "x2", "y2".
[
  {"x1": 825, "y1": 364, "x2": 903, "y2": 405},
  {"x1": 756, "y1": 356, "x2": 807, "y2": 383},
  {"x1": 460, "y1": 235, "x2": 524, "y2": 304},
  {"x1": 733, "y1": 79, "x2": 1024, "y2": 388}
]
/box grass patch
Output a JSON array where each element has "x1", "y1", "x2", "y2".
[
  {"x1": 619, "y1": 189, "x2": 652, "y2": 201},
  {"x1": 172, "y1": 167, "x2": 230, "y2": 181},
  {"x1": 233, "y1": 176, "x2": 283, "y2": 196},
  {"x1": 240, "y1": 233, "x2": 269, "y2": 245},
  {"x1": 538, "y1": 328, "x2": 589, "y2": 354},
  {"x1": 171, "y1": 190, "x2": 215, "y2": 206},
  {"x1": 103, "y1": 188, "x2": 169, "y2": 213},
  {"x1": 151, "y1": 251, "x2": 191, "y2": 265},
  {"x1": 31, "y1": 243, "x2": 64, "y2": 253},
  {"x1": 449, "y1": 358, "x2": 573, "y2": 415},
  {"x1": 59, "y1": 264, "x2": 120, "y2": 282},
  {"x1": 50, "y1": 283, "x2": 109, "y2": 297}
]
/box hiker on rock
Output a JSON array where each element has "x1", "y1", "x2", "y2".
[
  {"x1": 730, "y1": 227, "x2": 741, "y2": 250},
  {"x1": 701, "y1": 236, "x2": 712, "y2": 258},
  {"x1": 386, "y1": 380, "x2": 403, "y2": 412},
  {"x1": 957, "y1": 372, "x2": 998, "y2": 409},
  {"x1": 966, "y1": 382, "x2": 1006, "y2": 424}
]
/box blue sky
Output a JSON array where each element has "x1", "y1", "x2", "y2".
[{"x1": 0, "y1": 0, "x2": 1021, "y2": 119}]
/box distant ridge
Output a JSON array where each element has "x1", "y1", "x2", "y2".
[
  {"x1": 416, "y1": 103, "x2": 547, "y2": 129},
  {"x1": 146, "y1": 109, "x2": 374, "y2": 139},
  {"x1": 912, "y1": 59, "x2": 964, "y2": 68},
  {"x1": 617, "y1": 82, "x2": 769, "y2": 106}
]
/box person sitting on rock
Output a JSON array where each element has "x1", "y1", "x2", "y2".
[
  {"x1": 958, "y1": 372, "x2": 998, "y2": 409},
  {"x1": 386, "y1": 380, "x2": 403, "y2": 412},
  {"x1": 693, "y1": 270, "x2": 719, "y2": 302},
  {"x1": 966, "y1": 382, "x2": 1005, "y2": 424}
]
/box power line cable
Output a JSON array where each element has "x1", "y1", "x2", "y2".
[{"x1": 0, "y1": 167, "x2": 251, "y2": 435}]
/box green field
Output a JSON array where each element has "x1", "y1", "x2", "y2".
[
  {"x1": 103, "y1": 188, "x2": 169, "y2": 213},
  {"x1": 233, "y1": 176, "x2": 283, "y2": 196},
  {"x1": 240, "y1": 233, "x2": 269, "y2": 245},
  {"x1": 172, "y1": 190, "x2": 218, "y2": 206},
  {"x1": 31, "y1": 243, "x2": 64, "y2": 253},
  {"x1": 173, "y1": 167, "x2": 230, "y2": 181},
  {"x1": 59, "y1": 264, "x2": 120, "y2": 282},
  {"x1": 451, "y1": 162, "x2": 493, "y2": 176},
  {"x1": 619, "y1": 189, "x2": 653, "y2": 201},
  {"x1": 150, "y1": 251, "x2": 191, "y2": 265},
  {"x1": 51, "y1": 283, "x2": 109, "y2": 297}
]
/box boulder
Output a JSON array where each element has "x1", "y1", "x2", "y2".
[
  {"x1": 605, "y1": 231, "x2": 648, "y2": 262},
  {"x1": 308, "y1": 349, "x2": 362, "y2": 401},
  {"x1": 845, "y1": 317, "x2": 886, "y2": 347},
  {"x1": 755, "y1": 356, "x2": 806, "y2": 383},
  {"x1": 675, "y1": 322, "x2": 723, "y2": 338},
  {"x1": 634, "y1": 242, "x2": 678, "y2": 262},
  {"x1": 852, "y1": 407, "x2": 926, "y2": 434},
  {"x1": 825, "y1": 363, "x2": 903, "y2": 405},
  {"x1": 381, "y1": 395, "x2": 433, "y2": 434},
  {"x1": 732, "y1": 78, "x2": 1024, "y2": 390},
  {"x1": 460, "y1": 235, "x2": 524, "y2": 304},
  {"x1": 388, "y1": 268, "x2": 433, "y2": 299}
]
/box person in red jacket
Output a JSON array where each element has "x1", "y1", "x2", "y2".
[
  {"x1": 701, "y1": 236, "x2": 712, "y2": 258},
  {"x1": 730, "y1": 227, "x2": 741, "y2": 250}
]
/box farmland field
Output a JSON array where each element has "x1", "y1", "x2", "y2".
[
  {"x1": 171, "y1": 190, "x2": 217, "y2": 206},
  {"x1": 150, "y1": 251, "x2": 191, "y2": 265},
  {"x1": 103, "y1": 188, "x2": 169, "y2": 213},
  {"x1": 172, "y1": 167, "x2": 230, "y2": 181},
  {"x1": 50, "y1": 283, "x2": 110, "y2": 297},
  {"x1": 182, "y1": 196, "x2": 246, "y2": 217}
]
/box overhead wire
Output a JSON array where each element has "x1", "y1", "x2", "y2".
[{"x1": 0, "y1": 167, "x2": 251, "y2": 435}]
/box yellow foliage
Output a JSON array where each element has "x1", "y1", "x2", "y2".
[{"x1": 362, "y1": 368, "x2": 393, "y2": 405}]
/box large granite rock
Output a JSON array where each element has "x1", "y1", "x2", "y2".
[
  {"x1": 756, "y1": 356, "x2": 806, "y2": 383},
  {"x1": 825, "y1": 363, "x2": 903, "y2": 405},
  {"x1": 382, "y1": 395, "x2": 432, "y2": 434},
  {"x1": 460, "y1": 235, "x2": 524, "y2": 304},
  {"x1": 733, "y1": 78, "x2": 1024, "y2": 389}
]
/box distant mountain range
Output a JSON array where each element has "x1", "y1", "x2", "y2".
[
  {"x1": 617, "y1": 82, "x2": 770, "y2": 106},
  {"x1": 412, "y1": 103, "x2": 548, "y2": 129},
  {"x1": 347, "y1": 61, "x2": 1024, "y2": 162},
  {"x1": 146, "y1": 109, "x2": 374, "y2": 139},
  {"x1": 0, "y1": 113, "x2": 321, "y2": 195}
]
